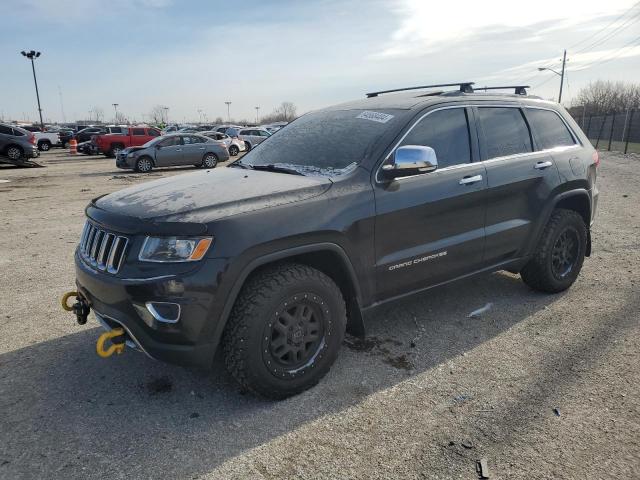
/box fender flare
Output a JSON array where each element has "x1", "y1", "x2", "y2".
[
  {"x1": 212, "y1": 242, "x2": 366, "y2": 351},
  {"x1": 525, "y1": 188, "x2": 592, "y2": 257}
]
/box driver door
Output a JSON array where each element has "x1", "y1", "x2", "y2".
[
  {"x1": 373, "y1": 106, "x2": 487, "y2": 300},
  {"x1": 154, "y1": 136, "x2": 183, "y2": 166}
]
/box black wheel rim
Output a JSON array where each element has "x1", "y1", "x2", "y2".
[
  {"x1": 262, "y1": 293, "x2": 328, "y2": 376},
  {"x1": 551, "y1": 227, "x2": 579, "y2": 279}
]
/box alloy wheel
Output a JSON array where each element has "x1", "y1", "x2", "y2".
[{"x1": 551, "y1": 227, "x2": 579, "y2": 279}]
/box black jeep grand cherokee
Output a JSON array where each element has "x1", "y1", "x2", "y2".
[{"x1": 73, "y1": 83, "x2": 599, "y2": 398}]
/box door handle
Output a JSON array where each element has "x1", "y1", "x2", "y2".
[
  {"x1": 199, "y1": 147, "x2": 205, "y2": 150},
  {"x1": 459, "y1": 174, "x2": 483, "y2": 185},
  {"x1": 176, "y1": 149, "x2": 182, "y2": 152},
  {"x1": 534, "y1": 161, "x2": 553, "y2": 170}
]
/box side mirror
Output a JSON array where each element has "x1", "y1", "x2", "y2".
[{"x1": 381, "y1": 145, "x2": 438, "y2": 179}]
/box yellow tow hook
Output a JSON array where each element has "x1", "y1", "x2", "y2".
[
  {"x1": 61, "y1": 291, "x2": 78, "y2": 311},
  {"x1": 96, "y1": 328, "x2": 126, "y2": 358}
]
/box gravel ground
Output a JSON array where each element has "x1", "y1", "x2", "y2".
[{"x1": 0, "y1": 150, "x2": 638, "y2": 479}]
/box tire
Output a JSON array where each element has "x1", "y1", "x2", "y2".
[
  {"x1": 135, "y1": 156, "x2": 153, "y2": 173},
  {"x1": 201, "y1": 152, "x2": 218, "y2": 169},
  {"x1": 521, "y1": 209, "x2": 587, "y2": 293},
  {"x1": 38, "y1": 141, "x2": 51, "y2": 151},
  {"x1": 244, "y1": 141, "x2": 252, "y2": 152},
  {"x1": 222, "y1": 263, "x2": 347, "y2": 399},
  {"x1": 6, "y1": 146, "x2": 23, "y2": 161},
  {"x1": 107, "y1": 144, "x2": 125, "y2": 158},
  {"x1": 228, "y1": 145, "x2": 239, "y2": 156}
]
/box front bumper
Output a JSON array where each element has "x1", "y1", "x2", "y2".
[
  {"x1": 116, "y1": 153, "x2": 134, "y2": 169},
  {"x1": 75, "y1": 249, "x2": 229, "y2": 368}
]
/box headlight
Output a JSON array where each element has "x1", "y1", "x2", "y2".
[{"x1": 139, "y1": 236, "x2": 213, "y2": 262}]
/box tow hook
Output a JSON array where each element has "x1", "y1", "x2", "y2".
[
  {"x1": 61, "y1": 291, "x2": 91, "y2": 325},
  {"x1": 96, "y1": 328, "x2": 126, "y2": 358}
]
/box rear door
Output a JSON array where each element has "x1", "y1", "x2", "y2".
[
  {"x1": 181, "y1": 135, "x2": 208, "y2": 165},
  {"x1": 154, "y1": 136, "x2": 183, "y2": 166},
  {"x1": 477, "y1": 105, "x2": 562, "y2": 265},
  {"x1": 373, "y1": 106, "x2": 487, "y2": 300}
]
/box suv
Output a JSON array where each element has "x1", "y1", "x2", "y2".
[
  {"x1": 69, "y1": 83, "x2": 599, "y2": 399},
  {"x1": 0, "y1": 123, "x2": 39, "y2": 163},
  {"x1": 238, "y1": 127, "x2": 271, "y2": 151}
]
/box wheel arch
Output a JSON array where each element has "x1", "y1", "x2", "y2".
[
  {"x1": 138, "y1": 154, "x2": 155, "y2": 167},
  {"x1": 216, "y1": 243, "x2": 366, "y2": 350},
  {"x1": 527, "y1": 188, "x2": 592, "y2": 259}
]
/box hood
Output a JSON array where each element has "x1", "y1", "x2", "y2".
[
  {"x1": 123, "y1": 146, "x2": 147, "y2": 154},
  {"x1": 96, "y1": 167, "x2": 332, "y2": 223}
]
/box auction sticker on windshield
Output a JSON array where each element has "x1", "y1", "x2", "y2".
[{"x1": 356, "y1": 111, "x2": 394, "y2": 123}]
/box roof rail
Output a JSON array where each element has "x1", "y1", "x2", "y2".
[
  {"x1": 366, "y1": 82, "x2": 475, "y2": 98},
  {"x1": 474, "y1": 85, "x2": 530, "y2": 95}
]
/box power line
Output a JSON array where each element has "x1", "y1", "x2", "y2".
[
  {"x1": 573, "y1": 10, "x2": 640, "y2": 55},
  {"x1": 567, "y1": 1, "x2": 640, "y2": 51},
  {"x1": 578, "y1": 34, "x2": 640, "y2": 70}
]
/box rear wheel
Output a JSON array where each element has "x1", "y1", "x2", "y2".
[
  {"x1": 6, "y1": 146, "x2": 23, "y2": 161},
  {"x1": 229, "y1": 145, "x2": 239, "y2": 156},
  {"x1": 201, "y1": 152, "x2": 218, "y2": 169},
  {"x1": 244, "y1": 141, "x2": 252, "y2": 152},
  {"x1": 38, "y1": 141, "x2": 51, "y2": 151},
  {"x1": 222, "y1": 263, "x2": 346, "y2": 399},
  {"x1": 135, "y1": 156, "x2": 153, "y2": 173},
  {"x1": 521, "y1": 209, "x2": 587, "y2": 293},
  {"x1": 107, "y1": 144, "x2": 124, "y2": 158}
]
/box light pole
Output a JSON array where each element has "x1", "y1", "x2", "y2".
[
  {"x1": 538, "y1": 49, "x2": 567, "y2": 103},
  {"x1": 20, "y1": 50, "x2": 44, "y2": 130},
  {"x1": 112, "y1": 103, "x2": 119, "y2": 123},
  {"x1": 197, "y1": 109, "x2": 203, "y2": 124},
  {"x1": 255, "y1": 106, "x2": 260, "y2": 125},
  {"x1": 162, "y1": 106, "x2": 169, "y2": 125},
  {"x1": 225, "y1": 101, "x2": 232, "y2": 123}
]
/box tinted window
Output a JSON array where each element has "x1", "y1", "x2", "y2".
[
  {"x1": 526, "y1": 108, "x2": 575, "y2": 150},
  {"x1": 399, "y1": 108, "x2": 471, "y2": 169},
  {"x1": 132, "y1": 128, "x2": 146, "y2": 136},
  {"x1": 0, "y1": 125, "x2": 13, "y2": 135},
  {"x1": 478, "y1": 107, "x2": 532, "y2": 159},
  {"x1": 148, "y1": 129, "x2": 161, "y2": 137},
  {"x1": 12, "y1": 128, "x2": 25, "y2": 136},
  {"x1": 183, "y1": 135, "x2": 203, "y2": 144},
  {"x1": 159, "y1": 136, "x2": 180, "y2": 147}
]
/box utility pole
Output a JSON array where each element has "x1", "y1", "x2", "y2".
[
  {"x1": 558, "y1": 49, "x2": 566, "y2": 104},
  {"x1": 255, "y1": 106, "x2": 260, "y2": 125},
  {"x1": 58, "y1": 85, "x2": 66, "y2": 123},
  {"x1": 225, "y1": 101, "x2": 232, "y2": 123},
  {"x1": 162, "y1": 106, "x2": 169, "y2": 125},
  {"x1": 112, "y1": 103, "x2": 119, "y2": 123},
  {"x1": 21, "y1": 50, "x2": 44, "y2": 130}
]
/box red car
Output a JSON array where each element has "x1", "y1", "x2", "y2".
[{"x1": 93, "y1": 127, "x2": 162, "y2": 157}]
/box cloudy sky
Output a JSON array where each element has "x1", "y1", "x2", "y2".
[{"x1": 1, "y1": 0, "x2": 639, "y2": 124}]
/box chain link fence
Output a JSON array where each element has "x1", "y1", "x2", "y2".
[{"x1": 570, "y1": 109, "x2": 640, "y2": 154}]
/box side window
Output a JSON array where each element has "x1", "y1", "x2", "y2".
[
  {"x1": 399, "y1": 108, "x2": 471, "y2": 169},
  {"x1": 191, "y1": 136, "x2": 205, "y2": 144},
  {"x1": 132, "y1": 128, "x2": 146, "y2": 136},
  {"x1": 12, "y1": 128, "x2": 25, "y2": 136},
  {"x1": 477, "y1": 107, "x2": 532, "y2": 159},
  {"x1": 160, "y1": 137, "x2": 180, "y2": 147},
  {"x1": 148, "y1": 129, "x2": 161, "y2": 137},
  {"x1": 525, "y1": 109, "x2": 575, "y2": 150},
  {"x1": 0, "y1": 125, "x2": 13, "y2": 135}
]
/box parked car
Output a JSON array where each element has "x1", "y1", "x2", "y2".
[
  {"x1": 16, "y1": 125, "x2": 61, "y2": 151},
  {"x1": 68, "y1": 83, "x2": 599, "y2": 399},
  {"x1": 215, "y1": 125, "x2": 244, "y2": 134},
  {"x1": 77, "y1": 141, "x2": 98, "y2": 155},
  {"x1": 0, "y1": 123, "x2": 39, "y2": 163},
  {"x1": 238, "y1": 127, "x2": 271, "y2": 151},
  {"x1": 94, "y1": 126, "x2": 162, "y2": 157},
  {"x1": 57, "y1": 129, "x2": 74, "y2": 148},
  {"x1": 115, "y1": 133, "x2": 229, "y2": 172},
  {"x1": 200, "y1": 131, "x2": 246, "y2": 156},
  {"x1": 74, "y1": 126, "x2": 126, "y2": 143}
]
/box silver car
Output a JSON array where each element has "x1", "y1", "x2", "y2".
[
  {"x1": 115, "y1": 133, "x2": 229, "y2": 173},
  {"x1": 238, "y1": 127, "x2": 271, "y2": 151},
  {"x1": 200, "y1": 131, "x2": 246, "y2": 156}
]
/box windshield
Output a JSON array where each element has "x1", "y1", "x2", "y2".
[
  {"x1": 238, "y1": 109, "x2": 400, "y2": 175},
  {"x1": 142, "y1": 136, "x2": 164, "y2": 148}
]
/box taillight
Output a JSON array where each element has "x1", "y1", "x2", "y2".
[
  {"x1": 28, "y1": 133, "x2": 36, "y2": 145},
  {"x1": 592, "y1": 150, "x2": 600, "y2": 168}
]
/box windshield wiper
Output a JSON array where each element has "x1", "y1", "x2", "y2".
[{"x1": 250, "y1": 164, "x2": 305, "y2": 176}]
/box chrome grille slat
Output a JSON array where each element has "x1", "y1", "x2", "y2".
[{"x1": 78, "y1": 221, "x2": 128, "y2": 274}]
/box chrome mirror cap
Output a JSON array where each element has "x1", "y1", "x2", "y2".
[{"x1": 382, "y1": 145, "x2": 438, "y2": 179}]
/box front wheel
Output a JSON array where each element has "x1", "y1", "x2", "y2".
[
  {"x1": 244, "y1": 141, "x2": 252, "y2": 152},
  {"x1": 135, "y1": 156, "x2": 153, "y2": 173},
  {"x1": 222, "y1": 263, "x2": 346, "y2": 399},
  {"x1": 228, "y1": 145, "x2": 239, "y2": 156},
  {"x1": 521, "y1": 209, "x2": 587, "y2": 293},
  {"x1": 38, "y1": 141, "x2": 51, "y2": 151},
  {"x1": 6, "y1": 146, "x2": 23, "y2": 161}
]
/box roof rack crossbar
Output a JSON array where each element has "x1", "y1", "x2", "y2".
[
  {"x1": 474, "y1": 85, "x2": 530, "y2": 95},
  {"x1": 366, "y1": 82, "x2": 475, "y2": 98}
]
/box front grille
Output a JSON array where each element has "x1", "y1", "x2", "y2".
[{"x1": 79, "y1": 221, "x2": 129, "y2": 274}]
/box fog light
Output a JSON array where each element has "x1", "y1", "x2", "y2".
[{"x1": 145, "y1": 302, "x2": 181, "y2": 323}]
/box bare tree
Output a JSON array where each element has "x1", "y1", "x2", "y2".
[
  {"x1": 149, "y1": 105, "x2": 166, "y2": 124},
  {"x1": 572, "y1": 81, "x2": 640, "y2": 115},
  {"x1": 89, "y1": 106, "x2": 104, "y2": 123},
  {"x1": 114, "y1": 111, "x2": 128, "y2": 124},
  {"x1": 260, "y1": 102, "x2": 298, "y2": 124},
  {"x1": 214, "y1": 116, "x2": 224, "y2": 124}
]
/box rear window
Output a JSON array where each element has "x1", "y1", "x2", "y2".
[
  {"x1": 526, "y1": 108, "x2": 575, "y2": 150},
  {"x1": 0, "y1": 125, "x2": 13, "y2": 135},
  {"x1": 132, "y1": 128, "x2": 146, "y2": 136},
  {"x1": 478, "y1": 107, "x2": 532, "y2": 159}
]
